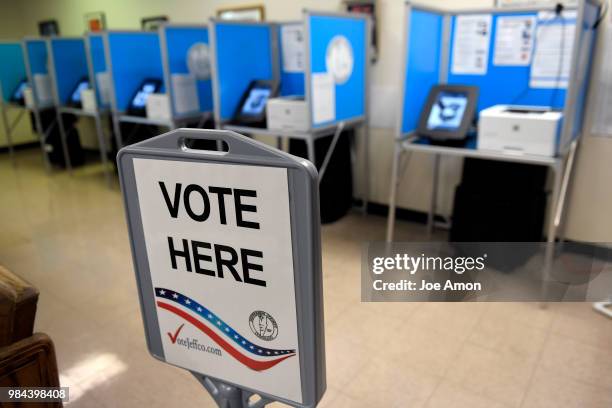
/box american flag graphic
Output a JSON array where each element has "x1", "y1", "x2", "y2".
[{"x1": 155, "y1": 288, "x2": 296, "y2": 371}]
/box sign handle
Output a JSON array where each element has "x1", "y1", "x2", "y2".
[
  {"x1": 125, "y1": 128, "x2": 303, "y2": 163},
  {"x1": 192, "y1": 373, "x2": 273, "y2": 408}
]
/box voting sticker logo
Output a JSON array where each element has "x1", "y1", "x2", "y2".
[{"x1": 155, "y1": 288, "x2": 296, "y2": 371}]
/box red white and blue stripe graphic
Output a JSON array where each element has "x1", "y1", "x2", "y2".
[{"x1": 155, "y1": 288, "x2": 296, "y2": 371}]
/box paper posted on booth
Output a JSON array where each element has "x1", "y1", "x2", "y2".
[
  {"x1": 451, "y1": 14, "x2": 492, "y2": 75},
  {"x1": 530, "y1": 10, "x2": 576, "y2": 88},
  {"x1": 493, "y1": 15, "x2": 536, "y2": 66},
  {"x1": 311, "y1": 72, "x2": 335, "y2": 124}
]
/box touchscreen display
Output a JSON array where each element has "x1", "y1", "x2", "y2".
[
  {"x1": 426, "y1": 91, "x2": 468, "y2": 131},
  {"x1": 132, "y1": 83, "x2": 158, "y2": 108},
  {"x1": 241, "y1": 87, "x2": 271, "y2": 116},
  {"x1": 70, "y1": 81, "x2": 90, "y2": 103},
  {"x1": 12, "y1": 81, "x2": 28, "y2": 101}
]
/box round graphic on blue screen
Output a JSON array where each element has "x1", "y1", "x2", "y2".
[{"x1": 426, "y1": 91, "x2": 469, "y2": 131}]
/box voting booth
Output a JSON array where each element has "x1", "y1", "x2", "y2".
[
  {"x1": 48, "y1": 37, "x2": 88, "y2": 109},
  {"x1": 396, "y1": 2, "x2": 598, "y2": 149},
  {"x1": 211, "y1": 13, "x2": 368, "y2": 131},
  {"x1": 0, "y1": 40, "x2": 29, "y2": 164},
  {"x1": 104, "y1": 31, "x2": 165, "y2": 149},
  {"x1": 105, "y1": 29, "x2": 212, "y2": 150},
  {"x1": 118, "y1": 129, "x2": 325, "y2": 407},
  {"x1": 387, "y1": 1, "x2": 601, "y2": 281},
  {"x1": 47, "y1": 36, "x2": 112, "y2": 182},
  {"x1": 23, "y1": 37, "x2": 61, "y2": 170},
  {"x1": 212, "y1": 11, "x2": 370, "y2": 211},
  {"x1": 209, "y1": 20, "x2": 277, "y2": 126}
]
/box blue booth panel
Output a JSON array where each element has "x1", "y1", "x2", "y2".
[
  {"x1": 24, "y1": 39, "x2": 52, "y2": 106},
  {"x1": 163, "y1": 26, "x2": 213, "y2": 113},
  {"x1": 308, "y1": 14, "x2": 367, "y2": 128},
  {"x1": 87, "y1": 33, "x2": 109, "y2": 107},
  {"x1": 447, "y1": 11, "x2": 575, "y2": 111},
  {"x1": 213, "y1": 22, "x2": 274, "y2": 122},
  {"x1": 0, "y1": 42, "x2": 26, "y2": 103},
  {"x1": 106, "y1": 32, "x2": 164, "y2": 112},
  {"x1": 400, "y1": 9, "x2": 444, "y2": 135},
  {"x1": 278, "y1": 23, "x2": 305, "y2": 97},
  {"x1": 25, "y1": 39, "x2": 48, "y2": 75},
  {"x1": 50, "y1": 38, "x2": 88, "y2": 106},
  {"x1": 89, "y1": 34, "x2": 107, "y2": 74}
]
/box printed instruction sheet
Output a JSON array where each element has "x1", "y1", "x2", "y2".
[
  {"x1": 95, "y1": 72, "x2": 111, "y2": 105},
  {"x1": 493, "y1": 15, "x2": 536, "y2": 66},
  {"x1": 529, "y1": 10, "x2": 576, "y2": 88},
  {"x1": 451, "y1": 14, "x2": 492, "y2": 75},
  {"x1": 281, "y1": 24, "x2": 305, "y2": 73},
  {"x1": 171, "y1": 74, "x2": 199, "y2": 115},
  {"x1": 33, "y1": 74, "x2": 53, "y2": 106},
  {"x1": 311, "y1": 72, "x2": 335, "y2": 124}
]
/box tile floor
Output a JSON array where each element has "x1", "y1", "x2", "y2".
[{"x1": 1, "y1": 149, "x2": 611, "y2": 408}]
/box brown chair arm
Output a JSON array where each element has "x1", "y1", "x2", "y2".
[{"x1": 0, "y1": 333, "x2": 61, "y2": 408}]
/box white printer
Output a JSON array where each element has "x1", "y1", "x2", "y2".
[
  {"x1": 478, "y1": 105, "x2": 563, "y2": 157},
  {"x1": 266, "y1": 96, "x2": 309, "y2": 132}
]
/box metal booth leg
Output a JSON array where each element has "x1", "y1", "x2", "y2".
[
  {"x1": 1, "y1": 104, "x2": 16, "y2": 166},
  {"x1": 427, "y1": 154, "x2": 441, "y2": 238},
  {"x1": 318, "y1": 122, "x2": 345, "y2": 183},
  {"x1": 56, "y1": 111, "x2": 73, "y2": 173},
  {"x1": 541, "y1": 140, "x2": 578, "y2": 305},
  {"x1": 554, "y1": 141, "x2": 579, "y2": 248},
  {"x1": 93, "y1": 113, "x2": 112, "y2": 187},
  {"x1": 362, "y1": 122, "x2": 370, "y2": 214},
  {"x1": 541, "y1": 160, "x2": 563, "y2": 304},
  {"x1": 32, "y1": 109, "x2": 51, "y2": 172},
  {"x1": 386, "y1": 142, "x2": 402, "y2": 243}
]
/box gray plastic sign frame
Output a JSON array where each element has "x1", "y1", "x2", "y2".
[{"x1": 117, "y1": 128, "x2": 325, "y2": 407}]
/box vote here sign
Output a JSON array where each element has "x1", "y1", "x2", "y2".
[{"x1": 132, "y1": 157, "x2": 302, "y2": 403}]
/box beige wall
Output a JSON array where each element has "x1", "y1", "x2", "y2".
[{"x1": 1, "y1": 0, "x2": 611, "y2": 242}]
